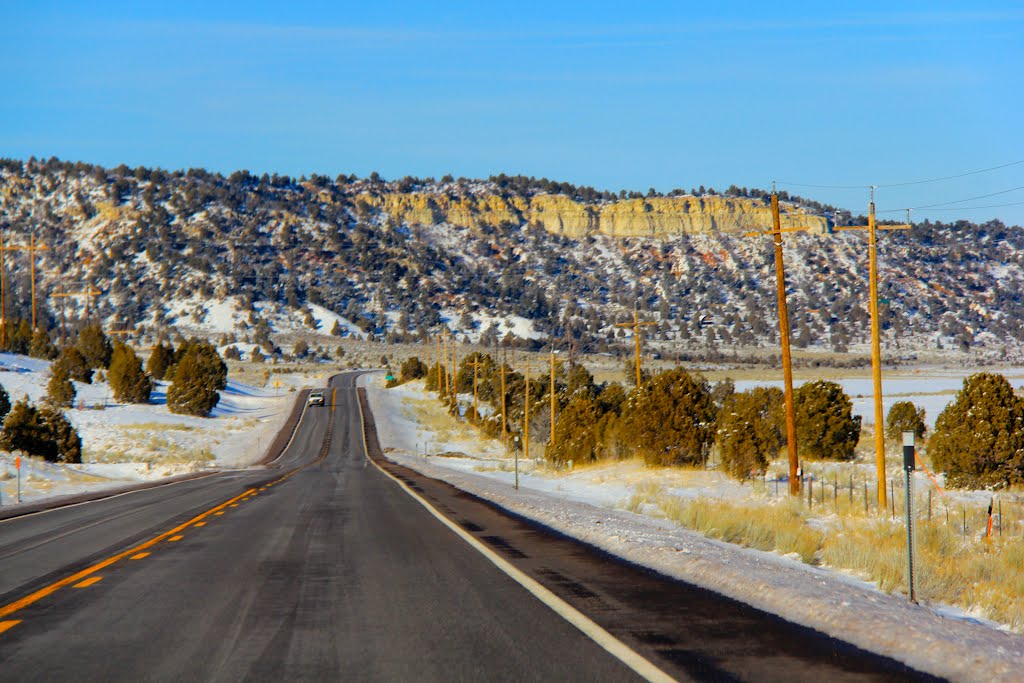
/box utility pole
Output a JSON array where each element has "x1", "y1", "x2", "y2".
[
  {"x1": 442, "y1": 329, "x2": 450, "y2": 396},
  {"x1": 833, "y1": 192, "x2": 910, "y2": 508},
  {"x1": 2, "y1": 237, "x2": 51, "y2": 333},
  {"x1": 615, "y1": 308, "x2": 656, "y2": 388},
  {"x1": 436, "y1": 333, "x2": 443, "y2": 393},
  {"x1": 549, "y1": 348, "x2": 558, "y2": 448},
  {"x1": 743, "y1": 187, "x2": 813, "y2": 496},
  {"x1": 51, "y1": 284, "x2": 101, "y2": 346},
  {"x1": 500, "y1": 346, "x2": 508, "y2": 448},
  {"x1": 467, "y1": 358, "x2": 484, "y2": 423},
  {"x1": 451, "y1": 337, "x2": 458, "y2": 409},
  {"x1": 524, "y1": 364, "x2": 531, "y2": 464}
]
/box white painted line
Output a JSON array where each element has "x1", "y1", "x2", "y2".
[{"x1": 355, "y1": 388, "x2": 676, "y2": 683}]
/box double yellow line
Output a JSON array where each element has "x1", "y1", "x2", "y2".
[{"x1": 0, "y1": 385, "x2": 339, "y2": 630}]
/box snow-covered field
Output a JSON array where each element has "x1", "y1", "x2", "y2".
[
  {"x1": 0, "y1": 353, "x2": 309, "y2": 506},
  {"x1": 363, "y1": 375, "x2": 1024, "y2": 683}
]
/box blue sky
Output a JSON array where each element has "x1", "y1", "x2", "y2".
[{"x1": 2, "y1": 1, "x2": 1022, "y2": 225}]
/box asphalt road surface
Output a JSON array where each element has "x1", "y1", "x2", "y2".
[{"x1": 0, "y1": 373, "x2": 940, "y2": 682}]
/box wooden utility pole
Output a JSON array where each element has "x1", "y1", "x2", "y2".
[
  {"x1": 2, "y1": 237, "x2": 50, "y2": 333},
  {"x1": 442, "y1": 329, "x2": 450, "y2": 396},
  {"x1": 436, "y1": 333, "x2": 443, "y2": 393},
  {"x1": 500, "y1": 348, "x2": 508, "y2": 448},
  {"x1": 549, "y1": 349, "x2": 557, "y2": 448},
  {"x1": 615, "y1": 308, "x2": 656, "y2": 388},
  {"x1": 833, "y1": 192, "x2": 910, "y2": 508},
  {"x1": 523, "y1": 364, "x2": 531, "y2": 464},
  {"x1": 467, "y1": 358, "x2": 484, "y2": 423},
  {"x1": 451, "y1": 338, "x2": 458, "y2": 408},
  {"x1": 51, "y1": 285, "x2": 101, "y2": 346},
  {"x1": 743, "y1": 189, "x2": 813, "y2": 496}
]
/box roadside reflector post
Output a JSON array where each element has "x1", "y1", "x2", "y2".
[
  {"x1": 16, "y1": 455, "x2": 21, "y2": 503},
  {"x1": 903, "y1": 431, "x2": 917, "y2": 603}
]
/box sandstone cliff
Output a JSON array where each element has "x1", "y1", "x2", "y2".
[{"x1": 356, "y1": 191, "x2": 827, "y2": 237}]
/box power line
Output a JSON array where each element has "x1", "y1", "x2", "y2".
[
  {"x1": 875, "y1": 160, "x2": 1024, "y2": 188},
  {"x1": 778, "y1": 159, "x2": 1024, "y2": 192},
  {"x1": 883, "y1": 184, "x2": 1024, "y2": 212},
  {"x1": 878, "y1": 200, "x2": 1024, "y2": 214}
]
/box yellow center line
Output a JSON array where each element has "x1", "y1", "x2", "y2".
[
  {"x1": 193, "y1": 522, "x2": 206, "y2": 527},
  {"x1": 0, "y1": 621, "x2": 20, "y2": 635},
  {"x1": 74, "y1": 576, "x2": 103, "y2": 588},
  {"x1": 130, "y1": 552, "x2": 150, "y2": 560},
  {"x1": 0, "y1": 486, "x2": 257, "y2": 621},
  {"x1": 168, "y1": 535, "x2": 184, "y2": 542},
  {"x1": 214, "y1": 511, "x2": 225, "y2": 516}
]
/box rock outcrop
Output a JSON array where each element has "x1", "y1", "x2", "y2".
[{"x1": 357, "y1": 191, "x2": 826, "y2": 237}]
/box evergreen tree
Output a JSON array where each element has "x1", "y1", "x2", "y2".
[
  {"x1": 399, "y1": 356, "x2": 427, "y2": 382},
  {"x1": 929, "y1": 373, "x2": 1024, "y2": 488},
  {"x1": 53, "y1": 346, "x2": 93, "y2": 383},
  {"x1": 546, "y1": 394, "x2": 602, "y2": 466},
  {"x1": 166, "y1": 347, "x2": 223, "y2": 417},
  {"x1": 146, "y1": 341, "x2": 174, "y2": 380},
  {"x1": 77, "y1": 323, "x2": 113, "y2": 369},
  {"x1": 6, "y1": 319, "x2": 33, "y2": 354},
  {"x1": 39, "y1": 406, "x2": 82, "y2": 463},
  {"x1": 885, "y1": 401, "x2": 927, "y2": 443},
  {"x1": 717, "y1": 387, "x2": 784, "y2": 480},
  {"x1": 617, "y1": 368, "x2": 717, "y2": 467},
  {"x1": 0, "y1": 383, "x2": 10, "y2": 422},
  {"x1": 29, "y1": 327, "x2": 58, "y2": 360},
  {"x1": 794, "y1": 380, "x2": 861, "y2": 460},
  {"x1": 0, "y1": 397, "x2": 49, "y2": 459},
  {"x1": 46, "y1": 360, "x2": 77, "y2": 407},
  {"x1": 109, "y1": 343, "x2": 152, "y2": 403}
]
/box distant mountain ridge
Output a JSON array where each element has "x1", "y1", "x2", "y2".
[{"x1": 0, "y1": 157, "x2": 1021, "y2": 363}]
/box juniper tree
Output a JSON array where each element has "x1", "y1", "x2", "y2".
[
  {"x1": 77, "y1": 323, "x2": 113, "y2": 369},
  {"x1": 929, "y1": 373, "x2": 1024, "y2": 488},
  {"x1": 885, "y1": 401, "x2": 927, "y2": 443},
  {"x1": 46, "y1": 360, "x2": 76, "y2": 407},
  {"x1": 53, "y1": 346, "x2": 93, "y2": 384},
  {"x1": 794, "y1": 380, "x2": 861, "y2": 460},
  {"x1": 0, "y1": 383, "x2": 10, "y2": 422},
  {"x1": 617, "y1": 368, "x2": 717, "y2": 467},
  {"x1": 109, "y1": 343, "x2": 152, "y2": 403},
  {"x1": 146, "y1": 341, "x2": 174, "y2": 380},
  {"x1": 717, "y1": 387, "x2": 784, "y2": 480},
  {"x1": 29, "y1": 327, "x2": 58, "y2": 360},
  {"x1": 166, "y1": 344, "x2": 225, "y2": 417}
]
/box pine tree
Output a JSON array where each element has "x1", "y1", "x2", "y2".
[
  {"x1": 109, "y1": 342, "x2": 152, "y2": 403},
  {"x1": 547, "y1": 394, "x2": 601, "y2": 466},
  {"x1": 46, "y1": 360, "x2": 77, "y2": 407},
  {"x1": 53, "y1": 346, "x2": 93, "y2": 383},
  {"x1": 929, "y1": 373, "x2": 1024, "y2": 488},
  {"x1": 29, "y1": 327, "x2": 58, "y2": 360},
  {"x1": 77, "y1": 323, "x2": 113, "y2": 369},
  {"x1": 794, "y1": 380, "x2": 861, "y2": 460},
  {"x1": 885, "y1": 401, "x2": 927, "y2": 443},
  {"x1": 146, "y1": 341, "x2": 174, "y2": 380}
]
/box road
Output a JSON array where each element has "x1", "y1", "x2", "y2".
[{"x1": 0, "y1": 372, "x2": 939, "y2": 682}]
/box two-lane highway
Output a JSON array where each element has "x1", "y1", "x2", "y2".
[
  {"x1": 0, "y1": 374, "x2": 641, "y2": 681},
  {"x1": 0, "y1": 372, "x2": 939, "y2": 681}
]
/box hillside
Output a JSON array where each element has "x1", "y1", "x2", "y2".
[{"x1": 1, "y1": 157, "x2": 1021, "y2": 363}]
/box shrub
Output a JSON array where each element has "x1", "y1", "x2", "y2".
[
  {"x1": 885, "y1": 401, "x2": 927, "y2": 443},
  {"x1": 46, "y1": 361, "x2": 76, "y2": 407},
  {"x1": 0, "y1": 397, "x2": 82, "y2": 463},
  {"x1": 929, "y1": 372, "x2": 1024, "y2": 488},
  {"x1": 794, "y1": 380, "x2": 861, "y2": 460},
  {"x1": 400, "y1": 356, "x2": 428, "y2": 382},
  {"x1": 717, "y1": 387, "x2": 784, "y2": 480},
  {"x1": 547, "y1": 394, "x2": 602, "y2": 466},
  {"x1": 167, "y1": 346, "x2": 224, "y2": 417},
  {"x1": 29, "y1": 328, "x2": 58, "y2": 360},
  {"x1": 618, "y1": 368, "x2": 717, "y2": 467},
  {"x1": 54, "y1": 346, "x2": 93, "y2": 384},
  {"x1": 146, "y1": 341, "x2": 174, "y2": 380},
  {"x1": 109, "y1": 343, "x2": 152, "y2": 403},
  {"x1": 77, "y1": 323, "x2": 113, "y2": 369},
  {"x1": 0, "y1": 383, "x2": 10, "y2": 421}
]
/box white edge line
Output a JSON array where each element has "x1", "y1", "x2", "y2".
[
  {"x1": 267, "y1": 391, "x2": 313, "y2": 466},
  {"x1": 355, "y1": 386, "x2": 676, "y2": 683},
  {"x1": 0, "y1": 471, "x2": 223, "y2": 524}
]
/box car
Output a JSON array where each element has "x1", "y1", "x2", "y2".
[{"x1": 307, "y1": 389, "x2": 325, "y2": 407}]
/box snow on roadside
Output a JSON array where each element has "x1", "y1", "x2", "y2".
[
  {"x1": 0, "y1": 353, "x2": 295, "y2": 506},
  {"x1": 362, "y1": 375, "x2": 1024, "y2": 683}
]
